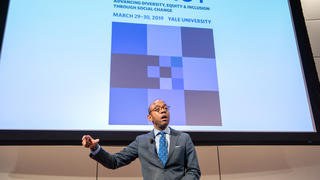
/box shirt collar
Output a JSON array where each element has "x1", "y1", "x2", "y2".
[{"x1": 154, "y1": 126, "x2": 170, "y2": 137}]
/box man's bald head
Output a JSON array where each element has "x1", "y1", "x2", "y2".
[
  {"x1": 148, "y1": 99, "x2": 166, "y2": 114},
  {"x1": 147, "y1": 99, "x2": 170, "y2": 130}
]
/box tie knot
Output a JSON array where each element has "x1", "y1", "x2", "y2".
[{"x1": 157, "y1": 131, "x2": 166, "y2": 136}]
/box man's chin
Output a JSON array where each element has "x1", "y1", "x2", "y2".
[{"x1": 159, "y1": 123, "x2": 169, "y2": 130}]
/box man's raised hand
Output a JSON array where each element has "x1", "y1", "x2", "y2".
[{"x1": 82, "y1": 135, "x2": 100, "y2": 150}]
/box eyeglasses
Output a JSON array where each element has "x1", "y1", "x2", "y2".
[{"x1": 149, "y1": 105, "x2": 170, "y2": 114}]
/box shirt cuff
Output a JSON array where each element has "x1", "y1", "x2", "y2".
[{"x1": 90, "y1": 144, "x2": 101, "y2": 156}]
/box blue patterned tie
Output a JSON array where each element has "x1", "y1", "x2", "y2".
[{"x1": 157, "y1": 132, "x2": 168, "y2": 166}]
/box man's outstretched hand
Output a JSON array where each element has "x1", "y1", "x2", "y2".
[{"x1": 82, "y1": 135, "x2": 100, "y2": 150}]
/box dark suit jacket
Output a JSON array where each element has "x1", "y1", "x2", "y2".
[{"x1": 90, "y1": 128, "x2": 201, "y2": 180}]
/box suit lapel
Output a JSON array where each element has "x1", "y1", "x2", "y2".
[
  {"x1": 147, "y1": 130, "x2": 157, "y2": 157},
  {"x1": 167, "y1": 128, "x2": 179, "y2": 162}
]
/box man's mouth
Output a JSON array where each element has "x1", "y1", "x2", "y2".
[{"x1": 161, "y1": 115, "x2": 168, "y2": 120}]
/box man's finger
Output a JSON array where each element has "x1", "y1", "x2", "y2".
[
  {"x1": 93, "y1": 139, "x2": 100, "y2": 144},
  {"x1": 82, "y1": 135, "x2": 89, "y2": 141},
  {"x1": 82, "y1": 139, "x2": 88, "y2": 147}
]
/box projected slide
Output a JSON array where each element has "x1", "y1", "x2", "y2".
[{"x1": 0, "y1": 0, "x2": 315, "y2": 132}]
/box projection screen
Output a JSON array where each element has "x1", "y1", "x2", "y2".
[{"x1": 0, "y1": 0, "x2": 319, "y2": 145}]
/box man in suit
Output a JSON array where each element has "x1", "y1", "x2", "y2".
[{"x1": 82, "y1": 99, "x2": 201, "y2": 180}]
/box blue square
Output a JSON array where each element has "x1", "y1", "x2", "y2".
[
  {"x1": 160, "y1": 67, "x2": 171, "y2": 78},
  {"x1": 183, "y1": 57, "x2": 218, "y2": 91},
  {"x1": 181, "y1": 27, "x2": 215, "y2": 58},
  {"x1": 112, "y1": 22, "x2": 147, "y2": 55},
  {"x1": 147, "y1": 25, "x2": 182, "y2": 56},
  {"x1": 171, "y1": 57, "x2": 183, "y2": 67},
  {"x1": 171, "y1": 67, "x2": 183, "y2": 78},
  {"x1": 148, "y1": 66, "x2": 160, "y2": 78},
  {"x1": 160, "y1": 78, "x2": 172, "y2": 89},
  {"x1": 159, "y1": 56, "x2": 171, "y2": 67},
  {"x1": 109, "y1": 88, "x2": 149, "y2": 125},
  {"x1": 172, "y1": 78, "x2": 184, "y2": 89}
]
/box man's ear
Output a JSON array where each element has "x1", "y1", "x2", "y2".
[{"x1": 147, "y1": 114, "x2": 153, "y2": 123}]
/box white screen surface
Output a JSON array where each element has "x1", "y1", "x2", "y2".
[{"x1": 0, "y1": 0, "x2": 315, "y2": 132}]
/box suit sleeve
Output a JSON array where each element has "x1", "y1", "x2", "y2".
[
  {"x1": 90, "y1": 137, "x2": 139, "y2": 169},
  {"x1": 181, "y1": 134, "x2": 201, "y2": 180}
]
